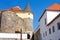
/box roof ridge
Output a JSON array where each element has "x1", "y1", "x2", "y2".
[
  {"x1": 47, "y1": 3, "x2": 60, "y2": 10},
  {"x1": 8, "y1": 6, "x2": 21, "y2": 11},
  {"x1": 13, "y1": 6, "x2": 21, "y2": 10}
]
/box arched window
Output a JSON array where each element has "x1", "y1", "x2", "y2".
[{"x1": 27, "y1": 34, "x2": 30, "y2": 39}]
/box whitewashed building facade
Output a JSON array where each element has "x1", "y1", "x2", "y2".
[{"x1": 39, "y1": 3, "x2": 60, "y2": 40}]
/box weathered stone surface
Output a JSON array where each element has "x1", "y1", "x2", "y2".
[
  {"x1": 1, "y1": 11, "x2": 17, "y2": 33},
  {"x1": 23, "y1": 18, "x2": 33, "y2": 38},
  {"x1": 23, "y1": 18, "x2": 33, "y2": 31},
  {"x1": 15, "y1": 17, "x2": 25, "y2": 33}
]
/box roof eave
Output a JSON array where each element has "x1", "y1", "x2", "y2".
[
  {"x1": 38, "y1": 9, "x2": 46, "y2": 21},
  {"x1": 38, "y1": 9, "x2": 60, "y2": 22}
]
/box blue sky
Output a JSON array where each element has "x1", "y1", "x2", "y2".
[{"x1": 0, "y1": 0, "x2": 60, "y2": 31}]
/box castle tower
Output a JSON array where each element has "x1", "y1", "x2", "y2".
[
  {"x1": 15, "y1": 3, "x2": 33, "y2": 39},
  {"x1": 24, "y1": 3, "x2": 31, "y2": 12},
  {"x1": 24, "y1": 3, "x2": 33, "y2": 39}
]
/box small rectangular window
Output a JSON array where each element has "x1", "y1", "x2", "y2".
[
  {"x1": 45, "y1": 18, "x2": 46, "y2": 25},
  {"x1": 57, "y1": 22, "x2": 60, "y2": 30},
  {"x1": 49, "y1": 28, "x2": 51, "y2": 34},
  {"x1": 45, "y1": 31, "x2": 47, "y2": 36},
  {"x1": 43, "y1": 33, "x2": 45, "y2": 37},
  {"x1": 52, "y1": 26, "x2": 55, "y2": 32}
]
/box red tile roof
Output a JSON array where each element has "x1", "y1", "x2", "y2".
[
  {"x1": 47, "y1": 3, "x2": 60, "y2": 10},
  {"x1": 9, "y1": 6, "x2": 21, "y2": 11},
  {"x1": 39, "y1": 3, "x2": 60, "y2": 21},
  {"x1": 0, "y1": 6, "x2": 21, "y2": 12}
]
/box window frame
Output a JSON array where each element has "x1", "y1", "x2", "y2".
[
  {"x1": 45, "y1": 18, "x2": 47, "y2": 25},
  {"x1": 57, "y1": 22, "x2": 60, "y2": 30},
  {"x1": 49, "y1": 28, "x2": 51, "y2": 34},
  {"x1": 52, "y1": 26, "x2": 55, "y2": 32}
]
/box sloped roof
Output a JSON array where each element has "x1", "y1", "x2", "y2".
[
  {"x1": 1, "y1": 6, "x2": 23, "y2": 12},
  {"x1": 47, "y1": 3, "x2": 60, "y2": 10},
  {"x1": 39, "y1": 3, "x2": 60, "y2": 21},
  {"x1": 9, "y1": 6, "x2": 21, "y2": 11}
]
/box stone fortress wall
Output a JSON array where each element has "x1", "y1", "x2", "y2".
[{"x1": 0, "y1": 10, "x2": 33, "y2": 40}]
